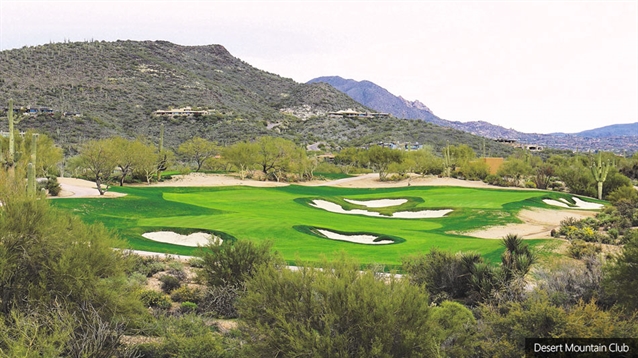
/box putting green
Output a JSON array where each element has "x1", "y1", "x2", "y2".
[{"x1": 51, "y1": 185, "x2": 599, "y2": 267}]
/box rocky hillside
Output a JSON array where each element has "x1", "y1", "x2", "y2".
[
  {"x1": 0, "y1": 40, "x2": 517, "y2": 156},
  {"x1": 0, "y1": 40, "x2": 366, "y2": 146}
]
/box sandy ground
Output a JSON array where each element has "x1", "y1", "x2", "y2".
[
  {"x1": 543, "y1": 197, "x2": 604, "y2": 210},
  {"x1": 459, "y1": 208, "x2": 597, "y2": 239},
  {"x1": 141, "y1": 231, "x2": 218, "y2": 247},
  {"x1": 310, "y1": 199, "x2": 453, "y2": 219},
  {"x1": 344, "y1": 198, "x2": 408, "y2": 208},
  {"x1": 316, "y1": 229, "x2": 392, "y2": 245},
  {"x1": 55, "y1": 177, "x2": 127, "y2": 198},
  {"x1": 149, "y1": 172, "x2": 289, "y2": 188}
]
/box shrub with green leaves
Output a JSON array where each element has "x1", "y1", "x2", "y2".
[
  {"x1": 170, "y1": 286, "x2": 203, "y2": 303},
  {"x1": 238, "y1": 256, "x2": 443, "y2": 357},
  {"x1": 159, "y1": 275, "x2": 181, "y2": 294},
  {"x1": 138, "y1": 290, "x2": 172, "y2": 309}
]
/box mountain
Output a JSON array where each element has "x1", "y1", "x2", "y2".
[
  {"x1": 573, "y1": 123, "x2": 638, "y2": 138},
  {"x1": 0, "y1": 40, "x2": 515, "y2": 156},
  {"x1": 0, "y1": 40, "x2": 368, "y2": 147},
  {"x1": 307, "y1": 76, "x2": 444, "y2": 126},
  {"x1": 309, "y1": 76, "x2": 638, "y2": 153}
]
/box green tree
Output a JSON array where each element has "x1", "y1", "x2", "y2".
[
  {"x1": 367, "y1": 145, "x2": 403, "y2": 181},
  {"x1": 75, "y1": 139, "x2": 118, "y2": 195},
  {"x1": 238, "y1": 256, "x2": 439, "y2": 357},
  {"x1": 110, "y1": 137, "x2": 153, "y2": 186},
  {"x1": 497, "y1": 158, "x2": 533, "y2": 186},
  {"x1": 254, "y1": 136, "x2": 299, "y2": 181},
  {"x1": 407, "y1": 146, "x2": 444, "y2": 176},
  {"x1": 178, "y1": 137, "x2": 219, "y2": 172},
  {"x1": 223, "y1": 141, "x2": 257, "y2": 180},
  {"x1": 131, "y1": 141, "x2": 163, "y2": 184}
]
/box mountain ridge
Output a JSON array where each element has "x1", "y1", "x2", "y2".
[
  {"x1": 0, "y1": 40, "x2": 516, "y2": 156},
  {"x1": 308, "y1": 76, "x2": 638, "y2": 152}
]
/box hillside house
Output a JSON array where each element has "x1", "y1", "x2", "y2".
[
  {"x1": 154, "y1": 107, "x2": 209, "y2": 116},
  {"x1": 328, "y1": 109, "x2": 390, "y2": 119}
]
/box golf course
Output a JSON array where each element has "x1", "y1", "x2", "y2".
[{"x1": 51, "y1": 175, "x2": 604, "y2": 267}]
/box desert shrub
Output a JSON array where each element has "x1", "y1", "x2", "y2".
[
  {"x1": 167, "y1": 260, "x2": 187, "y2": 281},
  {"x1": 45, "y1": 176, "x2": 62, "y2": 196},
  {"x1": 180, "y1": 301, "x2": 198, "y2": 314},
  {"x1": 197, "y1": 240, "x2": 282, "y2": 288},
  {"x1": 198, "y1": 284, "x2": 243, "y2": 319},
  {"x1": 403, "y1": 249, "x2": 480, "y2": 303},
  {"x1": 476, "y1": 291, "x2": 637, "y2": 357},
  {"x1": 159, "y1": 275, "x2": 181, "y2": 294},
  {"x1": 238, "y1": 256, "x2": 440, "y2": 357},
  {"x1": 128, "y1": 272, "x2": 148, "y2": 286},
  {"x1": 524, "y1": 181, "x2": 536, "y2": 188},
  {"x1": 132, "y1": 256, "x2": 165, "y2": 277},
  {"x1": 134, "y1": 314, "x2": 227, "y2": 358},
  {"x1": 170, "y1": 286, "x2": 203, "y2": 303},
  {"x1": 536, "y1": 257, "x2": 603, "y2": 308},
  {"x1": 188, "y1": 257, "x2": 205, "y2": 268},
  {"x1": 484, "y1": 174, "x2": 508, "y2": 187},
  {"x1": 567, "y1": 239, "x2": 602, "y2": 259},
  {"x1": 139, "y1": 290, "x2": 172, "y2": 309}
]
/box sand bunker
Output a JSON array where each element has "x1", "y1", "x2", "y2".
[
  {"x1": 461, "y1": 208, "x2": 597, "y2": 239},
  {"x1": 344, "y1": 198, "x2": 408, "y2": 208},
  {"x1": 142, "y1": 231, "x2": 220, "y2": 247},
  {"x1": 543, "y1": 197, "x2": 604, "y2": 210},
  {"x1": 310, "y1": 200, "x2": 452, "y2": 219},
  {"x1": 316, "y1": 229, "x2": 393, "y2": 245}
]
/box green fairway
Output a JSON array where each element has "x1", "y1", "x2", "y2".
[{"x1": 51, "y1": 184, "x2": 600, "y2": 267}]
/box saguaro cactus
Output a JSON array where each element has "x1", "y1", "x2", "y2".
[
  {"x1": 27, "y1": 163, "x2": 35, "y2": 197},
  {"x1": 443, "y1": 141, "x2": 452, "y2": 178},
  {"x1": 591, "y1": 153, "x2": 610, "y2": 200},
  {"x1": 156, "y1": 123, "x2": 166, "y2": 181}
]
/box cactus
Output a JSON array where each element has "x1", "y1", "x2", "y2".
[
  {"x1": 8, "y1": 99, "x2": 15, "y2": 164},
  {"x1": 591, "y1": 153, "x2": 611, "y2": 200},
  {"x1": 31, "y1": 133, "x2": 38, "y2": 170},
  {"x1": 27, "y1": 163, "x2": 35, "y2": 197},
  {"x1": 156, "y1": 123, "x2": 166, "y2": 181},
  {"x1": 443, "y1": 141, "x2": 452, "y2": 177}
]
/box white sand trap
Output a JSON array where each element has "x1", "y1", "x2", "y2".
[
  {"x1": 543, "y1": 197, "x2": 604, "y2": 210},
  {"x1": 316, "y1": 229, "x2": 393, "y2": 245},
  {"x1": 310, "y1": 200, "x2": 451, "y2": 219},
  {"x1": 344, "y1": 198, "x2": 408, "y2": 208},
  {"x1": 142, "y1": 231, "x2": 220, "y2": 247}
]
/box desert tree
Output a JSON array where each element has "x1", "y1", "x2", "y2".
[
  {"x1": 223, "y1": 141, "x2": 257, "y2": 180},
  {"x1": 177, "y1": 137, "x2": 219, "y2": 172},
  {"x1": 254, "y1": 136, "x2": 299, "y2": 181},
  {"x1": 75, "y1": 139, "x2": 117, "y2": 195},
  {"x1": 367, "y1": 145, "x2": 403, "y2": 181}
]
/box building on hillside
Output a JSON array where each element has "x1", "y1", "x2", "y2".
[
  {"x1": 480, "y1": 157, "x2": 505, "y2": 175},
  {"x1": 328, "y1": 109, "x2": 390, "y2": 119},
  {"x1": 154, "y1": 107, "x2": 209, "y2": 116},
  {"x1": 494, "y1": 138, "x2": 543, "y2": 152}
]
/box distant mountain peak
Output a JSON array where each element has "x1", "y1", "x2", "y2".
[{"x1": 398, "y1": 96, "x2": 432, "y2": 113}]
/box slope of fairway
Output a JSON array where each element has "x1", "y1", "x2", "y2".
[{"x1": 51, "y1": 185, "x2": 600, "y2": 267}]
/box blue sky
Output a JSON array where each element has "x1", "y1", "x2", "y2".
[{"x1": 1, "y1": 1, "x2": 636, "y2": 134}]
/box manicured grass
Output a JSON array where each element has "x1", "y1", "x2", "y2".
[{"x1": 51, "y1": 185, "x2": 601, "y2": 267}]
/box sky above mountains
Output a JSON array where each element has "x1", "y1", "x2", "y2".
[{"x1": 1, "y1": 1, "x2": 636, "y2": 134}]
